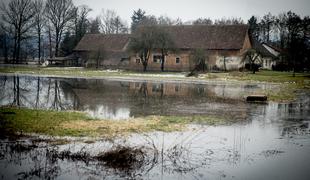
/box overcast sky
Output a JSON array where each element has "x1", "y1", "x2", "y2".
[{"x1": 73, "y1": 0, "x2": 310, "y2": 24}]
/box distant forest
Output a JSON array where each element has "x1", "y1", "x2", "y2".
[{"x1": 0, "y1": 0, "x2": 309, "y2": 71}]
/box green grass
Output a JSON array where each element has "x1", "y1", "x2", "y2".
[{"x1": 0, "y1": 107, "x2": 228, "y2": 138}]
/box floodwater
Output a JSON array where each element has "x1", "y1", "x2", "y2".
[{"x1": 0, "y1": 75, "x2": 310, "y2": 180}]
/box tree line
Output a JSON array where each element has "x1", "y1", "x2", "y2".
[
  {"x1": 248, "y1": 12, "x2": 310, "y2": 72},
  {"x1": 0, "y1": 0, "x2": 129, "y2": 64}
]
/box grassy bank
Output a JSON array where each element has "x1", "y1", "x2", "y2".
[
  {"x1": 0, "y1": 107, "x2": 228, "y2": 138},
  {"x1": 0, "y1": 66, "x2": 309, "y2": 83}
]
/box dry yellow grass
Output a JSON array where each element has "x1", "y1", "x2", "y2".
[{"x1": 60, "y1": 116, "x2": 186, "y2": 137}]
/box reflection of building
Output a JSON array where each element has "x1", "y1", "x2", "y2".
[{"x1": 129, "y1": 82, "x2": 190, "y2": 97}]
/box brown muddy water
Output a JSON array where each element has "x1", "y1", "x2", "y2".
[{"x1": 0, "y1": 75, "x2": 310, "y2": 180}]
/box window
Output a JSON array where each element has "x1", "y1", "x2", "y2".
[
  {"x1": 136, "y1": 59, "x2": 140, "y2": 64},
  {"x1": 153, "y1": 55, "x2": 162, "y2": 63},
  {"x1": 176, "y1": 57, "x2": 180, "y2": 64}
]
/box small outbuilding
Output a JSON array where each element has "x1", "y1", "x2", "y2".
[{"x1": 74, "y1": 34, "x2": 130, "y2": 68}]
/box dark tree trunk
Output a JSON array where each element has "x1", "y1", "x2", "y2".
[
  {"x1": 13, "y1": 76, "x2": 20, "y2": 106},
  {"x1": 3, "y1": 34, "x2": 8, "y2": 63},
  {"x1": 48, "y1": 28, "x2": 52, "y2": 58},
  {"x1": 36, "y1": 77, "x2": 40, "y2": 108},
  {"x1": 161, "y1": 49, "x2": 165, "y2": 72},
  {"x1": 143, "y1": 63, "x2": 147, "y2": 72},
  {"x1": 16, "y1": 34, "x2": 21, "y2": 63},
  {"x1": 13, "y1": 35, "x2": 17, "y2": 63},
  {"x1": 55, "y1": 30, "x2": 59, "y2": 57},
  {"x1": 38, "y1": 31, "x2": 41, "y2": 64}
]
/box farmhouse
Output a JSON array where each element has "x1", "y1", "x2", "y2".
[
  {"x1": 74, "y1": 25, "x2": 251, "y2": 71},
  {"x1": 250, "y1": 38, "x2": 282, "y2": 70}
]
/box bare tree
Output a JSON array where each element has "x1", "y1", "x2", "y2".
[
  {"x1": 275, "y1": 13, "x2": 288, "y2": 49},
  {"x1": 128, "y1": 26, "x2": 158, "y2": 71},
  {"x1": 45, "y1": 0, "x2": 75, "y2": 57},
  {"x1": 260, "y1": 13, "x2": 275, "y2": 43},
  {"x1": 100, "y1": 9, "x2": 128, "y2": 34},
  {"x1": 156, "y1": 28, "x2": 175, "y2": 72},
  {"x1": 242, "y1": 48, "x2": 261, "y2": 74},
  {"x1": 191, "y1": 49, "x2": 207, "y2": 72},
  {"x1": 214, "y1": 17, "x2": 244, "y2": 25},
  {"x1": 100, "y1": 9, "x2": 117, "y2": 34},
  {"x1": 46, "y1": 23, "x2": 53, "y2": 58},
  {"x1": 112, "y1": 16, "x2": 128, "y2": 34},
  {"x1": 73, "y1": 5, "x2": 91, "y2": 44},
  {"x1": 193, "y1": 18, "x2": 213, "y2": 25},
  {"x1": 89, "y1": 17, "x2": 101, "y2": 33},
  {"x1": 33, "y1": 0, "x2": 45, "y2": 64},
  {"x1": 157, "y1": 15, "x2": 175, "y2": 25},
  {"x1": 0, "y1": 0, "x2": 35, "y2": 63}
]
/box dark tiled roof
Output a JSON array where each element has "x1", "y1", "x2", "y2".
[
  {"x1": 137, "y1": 25, "x2": 249, "y2": 50},
  {"x1": 74, "y1": 34, "x2": 130, "y2": 51},
  {"x1": 75, "y1": 25, "x2": 249, "y2": 52}
]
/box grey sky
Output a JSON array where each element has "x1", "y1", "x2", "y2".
[{"x1": 73, "y1": 0, "x2": 310, "y2": 24}]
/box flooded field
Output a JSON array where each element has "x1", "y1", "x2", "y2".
[
  {"x1": 1, "y1": 75, "x2": 310, "y2": 179},
  {"x1": 0, "y1": 75, "x2": 275, "y2": 119}
]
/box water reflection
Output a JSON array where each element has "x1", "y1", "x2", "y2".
[{"x1": 0, "y1": 75, "x2": 274, "y2": 120}]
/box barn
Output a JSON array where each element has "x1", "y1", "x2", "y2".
[{"x1": 74, "y1": 25, "x2": 251, "y2": 71}]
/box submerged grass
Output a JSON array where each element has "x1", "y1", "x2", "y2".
[{"x1": 0, "y1": 107, "x2": 227, "y2": 138}]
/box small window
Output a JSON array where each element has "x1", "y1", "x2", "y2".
[
  {"x1": 176, "y1": 57, "x2": 180, "y2": 64},
  {"x1": 153, "y1": 55, "x2": 162, "y2": 63},
  {"x1": 136, "y1": 59, "x2": 140, "y2": 64}
]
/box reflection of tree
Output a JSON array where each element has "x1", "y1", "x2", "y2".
[
  {"x1": 0, "y1": 76, "x2": 80, "y2": 111},
  {"x1": 35, "y1": 77, "x2": 40, "y2": 108},
  {"x1": 52, "y1": 81, "x2": 63, "y2": 110},
  {"x1": 139, "y1": 82, "x2": 148, "y2": 100},
  {"x1": 12, "y1": 76, "x2": 20, "y2": 106}
]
